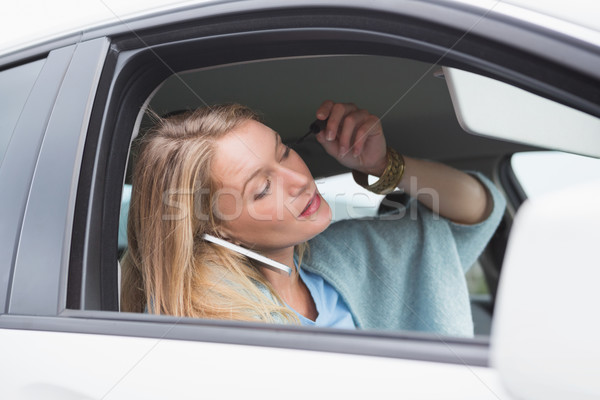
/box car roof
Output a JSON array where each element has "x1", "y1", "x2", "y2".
[
  {"x1": 491, "y1": 0, "x2": 599, "y2": 32},
  {"x1": 2, "y1": 0, "x2": 599, "y2": 60},
  {"x1": 0, "y1": 0, "x2": 214, "y2": 57}
]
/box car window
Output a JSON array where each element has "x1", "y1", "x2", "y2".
[
  {"x1": 511, "y1": 151, "x2": 600, "y2": 198},
  {"x1": 116, "y1": 54, "x2": 512, "y2": 338},
  {"x1": 0, "y1": 59, "x2": 44, "y2": 166}
]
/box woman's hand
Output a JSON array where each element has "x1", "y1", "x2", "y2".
[
  {"x1": 314, "y1": 101, "x2": 492, "y2": 225},
  {"x1": 315, "y1": 100, "x2": 388, "y2": 177}
]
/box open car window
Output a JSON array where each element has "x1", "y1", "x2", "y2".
[{"x1": 114, "y1": 53, "x2": 519, "y2": 339}]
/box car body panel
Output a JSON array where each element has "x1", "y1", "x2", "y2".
[
  {"x1": 0, "y1": 46, "x2": 75, "y2": 313},
  {"x1": 9, "y1": 38, "x2": 110, "y2": 315},
  {"x1": 2, "y1": 1, "x2": 600, "y2": 79},
  {"x1": 0, "y1": 326, "x2": 512, "y2": 399}
]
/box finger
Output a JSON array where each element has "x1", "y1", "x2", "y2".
[
  {"x1": 316, "y1": 127, "x2": 340, "y2": 156},
  {"x1": 352, "y1": 115, "x2": 380, "y2": 157},
  {"x1": 339, "y1": 109, "x2": 369, "y2": 157},
  {"x1": 315, "y1": 128, "x2": 326, "y2": 142},
  {"x1": 326, "y1": 102, "x2": 357, "y2": 142},
  {"x1": 325, "y1": 103, "x2": 348, "y2": 142},
  {"x1": 316, "y1": 100, "x2": 334, "y2": 120}
]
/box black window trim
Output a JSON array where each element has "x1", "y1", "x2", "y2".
[{"x1": 498, "y1": 154, "x2": 529, "y2": 209}]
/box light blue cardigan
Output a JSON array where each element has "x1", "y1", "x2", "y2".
[{"x1": 288, "y1": 172, "x2": 506, "y2": 337}]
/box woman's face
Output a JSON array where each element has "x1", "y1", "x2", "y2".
[{"x1": 211, "y1": 120, "x2": 332, "y2": 251}]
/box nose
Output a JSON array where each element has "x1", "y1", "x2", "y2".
[{"x1": 279, "y1": 165, "x2": 310, "y2": 198}]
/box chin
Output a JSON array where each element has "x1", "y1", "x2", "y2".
[{"x1": 309, "y1": 200, "x2": 333, "y2": 234}]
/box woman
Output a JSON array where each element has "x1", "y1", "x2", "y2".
[{"x1": 121, "y1": 101, "x2": 505, "y2": 336}]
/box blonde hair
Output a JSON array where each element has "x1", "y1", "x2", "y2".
[{"x1": 120, "y1": 104, "x2": 306, "y2": 323}]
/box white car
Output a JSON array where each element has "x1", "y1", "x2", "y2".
[{"x1": 1, "y1": 1, "x2": 599, "y2": 398}]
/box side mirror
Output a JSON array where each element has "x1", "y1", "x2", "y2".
[
  {"x1": 490, "y1": 181, "x2": 600, "y2": 399},
  {"x1": 443, "y1": 67, "x2": 600, "y2": 158}
]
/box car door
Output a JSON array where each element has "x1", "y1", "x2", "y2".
[{"x1": 1, "y1": 1, "x2": 599, "y2": 399}]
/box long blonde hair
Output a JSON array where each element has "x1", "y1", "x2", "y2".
[{"x1": 120, "y1": 104, "x2": 306, "y2": 323}]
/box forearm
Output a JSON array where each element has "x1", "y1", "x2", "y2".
[
  {"x1": 311, "y1": 101, "x2": 493, "y2": 224},
  {"x1": 393, "y1": 156, "x2": 492, "y2": 225}
]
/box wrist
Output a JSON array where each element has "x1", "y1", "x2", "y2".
[
  {"x1": 352, "y1": 147, "x2": 405, "y2": 195},
  {"x1": 367, "y1": 154, "x2": 389, "y2": 177}
]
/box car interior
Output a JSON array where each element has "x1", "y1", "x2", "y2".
[{"x1": 117, "y1": 54, "x2": 540, "y2": 336}]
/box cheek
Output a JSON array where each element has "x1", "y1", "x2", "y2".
[
  {"x1": 213, "y1": 191, "x2": 244, "y2": 221},
  {"x1": 244, "y1": 197, "x2": 285, "y2": 223}
]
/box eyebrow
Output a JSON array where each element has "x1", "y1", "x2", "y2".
[{"x1": 241, "y1": 131, "x2": 280, "y2": 197}]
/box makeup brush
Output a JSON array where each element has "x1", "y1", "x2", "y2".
[{"x1": 295, "y1": 118, "x2": 328, "y2": 144}]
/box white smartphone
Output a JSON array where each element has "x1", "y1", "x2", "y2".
[{"x1": 202, "y1": 234, "x2": 292, "y2": 275}]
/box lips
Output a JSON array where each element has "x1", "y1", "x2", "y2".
[{"x1": 299, "y1": 192, "x2": 321, "y2": 218}]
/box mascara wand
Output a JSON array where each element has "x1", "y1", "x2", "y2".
[{"x1": 295, "y1": 118, "x2": 328, "y2": 144}]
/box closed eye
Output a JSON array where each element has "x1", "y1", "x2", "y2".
[
  {"x1": 255, "y1": 143, "x2": 288, "y2": 201},
  {"x1": 281, "y1": 145, "x2": 291, "y2": 161},
  {"x1": 255, "y1": 177, "x2": 271, "y2": 200}
]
